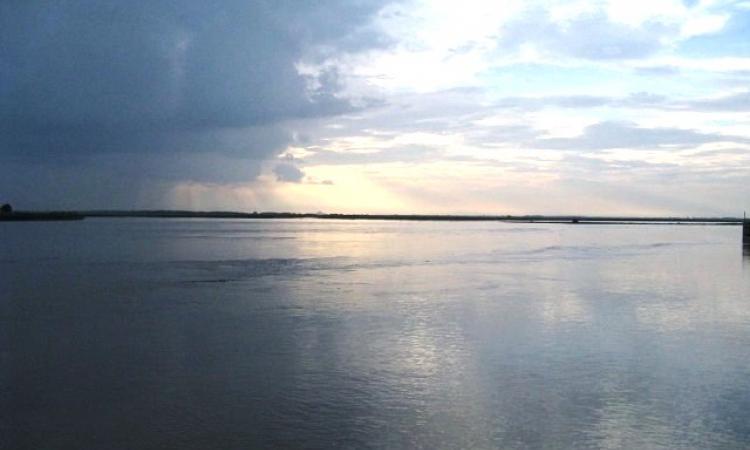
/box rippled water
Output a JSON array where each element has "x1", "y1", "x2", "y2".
[{"x1": 2, "y1": 219, "x2": 749, "y2": 449}]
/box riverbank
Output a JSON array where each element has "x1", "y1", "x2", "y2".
[
  {"x1": 3, "y1": 209, "x2": 745, "y2": 224},
  {"x1": 79, "y1": 210, "x2": 744, "y2": 224},
  {"x1": 0, "y1": 212, "x2": 85, "y2": 221}
]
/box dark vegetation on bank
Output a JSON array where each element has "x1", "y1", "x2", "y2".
[
  {"x1": 1, "y1": 202, "x2": 746, "y2": 224},
  {"x1": 0, "y1": 210, "x2": 85, "y2": 222},
  {"x1": 0, "y1": 213, "x2": 84, "y2": 221},
  {"x1": 0, "y1": 203, "x2": 84, "y2": 221}
]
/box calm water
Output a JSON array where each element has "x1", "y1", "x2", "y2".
[{"x1": 2, "y1": 219, "x2": 749, "y2": 449}]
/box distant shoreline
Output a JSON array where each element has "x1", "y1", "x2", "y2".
[
  {"x1": 77, "y1": 210, "x2": 749, "y2": 224},
  {"x1": 0, "y1": 212, "x2": 84, "y2": 222},
  {"x1": 3, "y1": 210, "x2": 746, "y2": 224}
]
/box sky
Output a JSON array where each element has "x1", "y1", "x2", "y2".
[{"x1": 2, "y1": 0, "x2": 750, "y2": 215}]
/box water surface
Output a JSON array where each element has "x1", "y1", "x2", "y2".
[{"x1": 2, "y1": 219, "x2": 749, "y2": 449}]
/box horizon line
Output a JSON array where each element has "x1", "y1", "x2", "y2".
[{"x1": 9, "y1": 209, "x2": 746, "y2": 223}]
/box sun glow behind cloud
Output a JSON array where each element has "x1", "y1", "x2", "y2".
[{"x1": 255, "y1": 0, "x2": 749, "y2": 215}]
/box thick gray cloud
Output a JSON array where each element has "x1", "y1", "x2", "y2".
[
  {"x1": 273, "y1": 162, "x2": 304, "y2": 183},
  {"x1": 1, "y1": 1, "x2": 388, "y2": 136},
  {"x1": 0, "y1": 0, "x2": 392, "y2": 207},
  {"x1": 530, "y1": 121, "x2": 750, "y2": 151}
]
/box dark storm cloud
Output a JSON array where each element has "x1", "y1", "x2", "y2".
[
  {"x1": 0, "y1": 0, "x2": 392, "y2": 206},
  {"x1": 0, "y1": 1, "x2": 388, "y2": 136},
  {"x1": 530, "y1": 121, "x2": 750, "y2": 151}
]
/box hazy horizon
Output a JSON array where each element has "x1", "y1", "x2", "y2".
[{"x1": 6, "y1": 207, "x2": 750, "y2": 219}]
